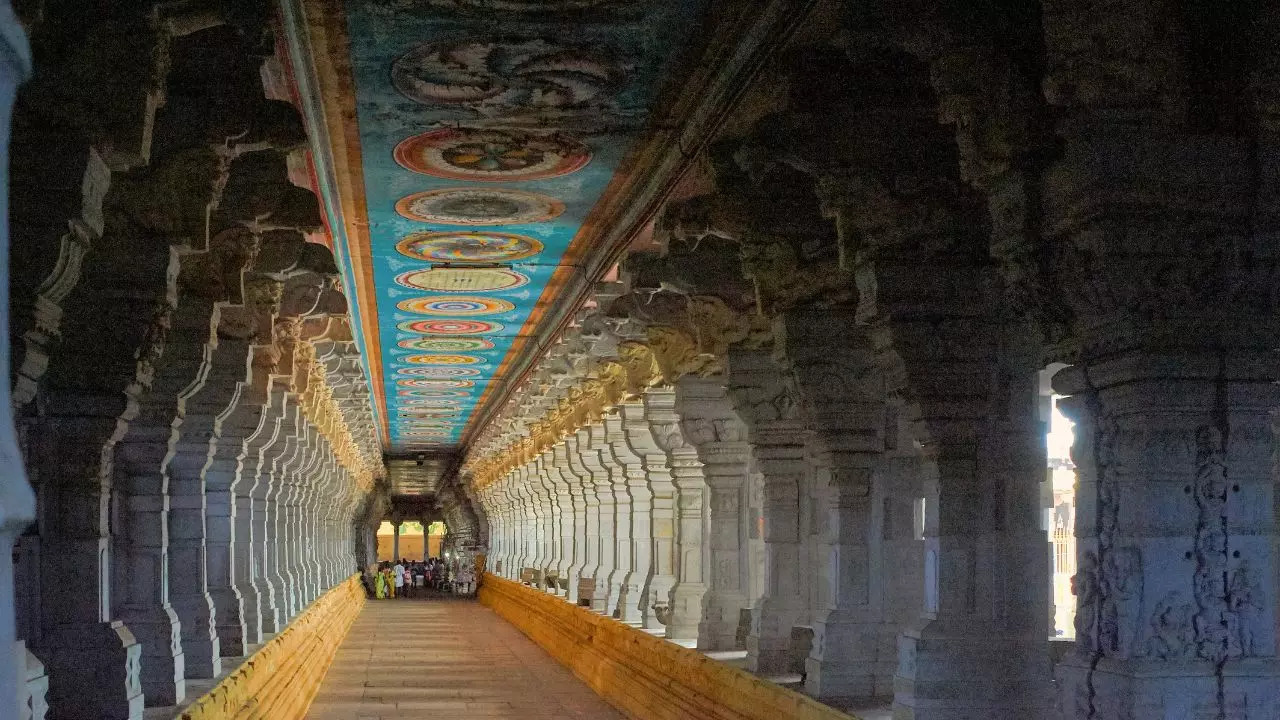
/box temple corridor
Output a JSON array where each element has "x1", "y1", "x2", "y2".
[
  {"x1": 4, "y1": 1, "x2": 1280, "y2": 719},
  {"x1": 307, "y1": 598, "x2": 622, "y2": 720}
]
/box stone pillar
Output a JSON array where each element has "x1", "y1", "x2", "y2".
[
  {"x1": 391, "y1": 520, "x2": 401, "y2": 565},
  {"x1": 772, "y1": 310, "x2": 896, "y2": 704},
  {"x1": 557, "y1": 442, "x2": 588, "y2": 602},
  {"x1": 569, "y1": 430, "x2": 610, "y2": 612},
  {"x1": 605, "y1": 410, "x2": 650, "y2": 624},
  {"x1": 728, "y1": 349, "x2": 811, "y2": 674},
  {"x1": 251, "y1": 387, "x2": 287, "y2": 634},
  {"x1": 204, "y1": 375, "x2": 264, "y2": 657},
  {"x1": 538, "y1": 453, "x2": 563, "y2": 588},
  {"x1": 676, "y1": 377, "x2": 752, "y2": 651},
  {"x1": 637, "y1": 390, "x2": 699, "y2": 639},
  {"x1": 546, "y1": 449, "x2": 575, "y2": 595},
  {"x1": 1040, "y1": 4, "x2": 1280, "y2": 714},
  {"x1": 0, "y1": 18, "x2": 61, "y2": 720},
  {"x1": 583, "y1": 424, "x2": 623, "y2": 616},
  {"x1": 621, "y1": 397, "x2": 675, "y2": 631}
]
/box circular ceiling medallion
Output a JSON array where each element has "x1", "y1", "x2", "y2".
[
  {"x1": 398, "y1": 336, "x2": 495, "y2": 352},
  {"x1": 397, "y1": 297, "x2": 515, "y2": 316},
  {"x1": 392, "y1": 39, "x2": 623, "y2": 110},
  {"x1": 403, "y1": 431, "x2": 450, "y2": 437},
  {"x1": 399, "y1": 410, "x2": 461, "y2": 418},
  {"x1": 398, "y1": 319, "x2": 506, "y2": 335},
  {"x1": 396, "y1": 230, "x2": 545, "y2": 263},
  {"x1": 396, "y1": 267, "x2": 529, "y2": 293},
  {"x1": 398, "y1": 389, "x2": 469, "y2": 398},
  {"x1": 399, "y1": 366, "x2": 482, "y2": 377},
  {"x1": 395, "y1": 189, "x2": 565, "y2": 226},
  {"x1": 399, "y1": 400, "x2": 463, "y2": 408},
  {"x1": 398, "y1": 378, "x2": 475, "y2": 389},
  {"x1": 405, "y1": 354, "x2": 481, "y2": 365},
  {"x1": 393, "y1": 128, "x2": 591, "y2": 181}
]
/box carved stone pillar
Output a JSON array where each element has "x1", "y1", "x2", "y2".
[
  {"x1": 641, "y1": 388, "x2": 704, "y2": 640},
  {"x1": 0, "y1": 19, "x2": 38, "y2": 717},
  {"x1": 556, "y1": 442, "x2": 587, "y2": 602},
  {"x1": 728, "y1": 349, "x2": 811, "y2": 674},
  {"x1": 772, "y1": 310, "x2": 895, "y2": 704},
  {"x1": 203, "y1": 372, "x2": 261, "y2": 657},
  {"x1": 676, "y1": 377, "x2": 752, "y2": 651},
  {"x1": 619, "y1": 397, "x2": 672, "y2": 630},
  {"x1": 545, "y1": 448, "x2": 575, "y2": 595},
  {"x1": 569, "y1": 430, "x2": 610, "y2": 612},
  {"x1": 606, "y1": 409, "x2": 652, "y2": 624},
  {"x1": 250, "y1": 387, "x2": 287, "y2": 634},
  {"x1": 1041, "y1": 3, "x2": 1280, "y2": 715},
  {"x1": 584, "y1": 423, "x2": 625, "y2": 617}
]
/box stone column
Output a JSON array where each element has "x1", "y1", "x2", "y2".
[
  {"x1": 606, "y1": 410, "x2": 651, "y2": 624},
  {"x1": 204, "y1": 373, "x2": 266, "y2": 657},
  {"x1": 621, "y1": 397, "x2": 674, "y2": 631},
  {"x1": 1040, "y1": 4, "x2": 1280, "y2": 714},
  {"x1": 250, "y1": 387, "x2": 287, "y2": 634},
  {"x1": 771, "y1": 310, "x2": 895, "y2": 704},
  {"x1": 546, "y1": 449, "x2": 575, "y2": 595},
  {"x1": 676, "y1": 377, "x2": 752, "y2": 651},
  {"x1": 0, "y1": 20, "x2": 36, "y2": 713},
  {"x1": 727, "y1": 349, "x2": 811, "y2": 674},
  {"x1": 538, "y1": 453, "x2": 563, "y2": 588},
  {"x1": 391, "y1": 521, "x2": 401, "y2": 565},
  {"x1": 583, "y1": 424, "x2": 623, "y2": 616},
  {"x1": 569, "y1": 430, "x2": 609, "y2": 612},
  {"x1": 644, "y1": 388, "x2": 708, "y2": 641},
  {"x1": 556, "y1": 442, "x2": 588, "y2": 602}
]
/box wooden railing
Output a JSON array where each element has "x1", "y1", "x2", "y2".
[
  {"x1": 478, "y1": 573, "x2": 860, "y2": 720},
  {"x1": 175, "y1": 574, "x2": 365, "y2": 719}
]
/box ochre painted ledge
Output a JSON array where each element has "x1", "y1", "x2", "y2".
[
  {"x1": 175, "y1": 574, "x2": 365, "y2": 720},
  {"x1": 478, "y1": 573, "x2": 861, "y2": 720}
]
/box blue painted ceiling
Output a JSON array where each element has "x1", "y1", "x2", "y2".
[{"x1": 338, "y1": 0, "x2": 707, "y2": 454}]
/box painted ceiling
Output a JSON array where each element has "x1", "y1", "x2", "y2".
[{"x1": 288, "y1": 0, "x2": 707, "y2": 455}]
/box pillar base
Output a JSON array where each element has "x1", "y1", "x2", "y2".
[
  {"x1": 804, "y1": 614, "x2": 896, "y2": 702},
  {"x1": 209, "y1": 584, "x2": 247, "y2": 650},
  {"x1": 662, "y1": 581, "x2": 702, "y2": 640},
  {"x1": 1056, "y1": 653, "x2": 1280, "y2": 720},
  {"x1": 892, "y1": 622, "x2": 1050, "y2": 720},
  {"x1": 118, "y1": 605, "x2": 185, "y2": 707},
  {"x1": 40, "y1": 621, "x2": 144, "y2": 720},
  {"x1": 745, "y1": 599, "x2": 807, "y2": 675},
  {"x1": 697, "y1": 591, "x2": 748, "y2": 651},
  {"x1": 172, "y1": 594, "x2": 221, "y2": 678}
]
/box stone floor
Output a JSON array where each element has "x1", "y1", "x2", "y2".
[{"x1": 306, "y1": 596, "x2": 625, "y2": 719}]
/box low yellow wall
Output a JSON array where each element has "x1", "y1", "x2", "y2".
[
  {"x1": 477, "y1": 573, "x2": 860, "y2": 720},
  {"x1": 175, "y1": 574, "x2": 365, "y2": 720}
]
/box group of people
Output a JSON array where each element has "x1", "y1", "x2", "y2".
[{"x1": 367, "y1": 557, "x2": 454, "y2": 599}]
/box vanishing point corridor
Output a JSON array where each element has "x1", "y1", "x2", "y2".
[{"x1": 307, "y1": 598, "x2": 621, "y2": 720}]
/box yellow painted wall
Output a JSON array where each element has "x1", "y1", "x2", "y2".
[
  {"x1": 478, "y1": 573, "x2": 861, "y2": 720},
  {"x1": 177, "y1": 574, "x2": 365, "y2": 720}
]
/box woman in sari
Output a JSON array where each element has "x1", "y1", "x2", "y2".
[{"x1": 374, "y1": 567, "x2": 387, "y2": 599}]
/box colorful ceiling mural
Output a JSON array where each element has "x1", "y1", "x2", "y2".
[{"x1": 291, "y1": 0, "x2": 707, "y2": 453}]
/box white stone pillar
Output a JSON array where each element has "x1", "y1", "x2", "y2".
[
  {"x1": 556, "y1": 442, "x2": 588, "y2": 603},
  {"x1": 620, "y1": 398, "x2": 671, "y2": 630},
  {"x1": 545, "y1": 449, "x2": 575, "y2": 596},
  {"x1": 570, "y1": 430, "x2": 610, "y2": 612},
  {"x1": 643, "y1": 388, "x2": 707, "y2": 641},
  {"x1": 0, "y1": 19, "x2": 47, "y2": 719},
  {"x1": 728, "y1": 349, "x2": 811, "y2": 675},
  {"x1": 676, "y1": 378, "x2": 752, "y2": 651},
  {"x1": 583, "y1": 424, "x2": 623, "y2": 616},
  {"x1": 605, "y1": 410, "x2": 649, "y2": 624},
  {"x1": 251, "y1": 387, "x2": 288, "y2": 634}
]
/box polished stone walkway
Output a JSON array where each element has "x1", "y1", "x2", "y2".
[{"x1": 306, "y1": 596, "x2": 624, "y2": 719}]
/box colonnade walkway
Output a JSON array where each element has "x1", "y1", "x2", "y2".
[{"x1": 306, "y1": 597, "x2": 624, "y2": 720}]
